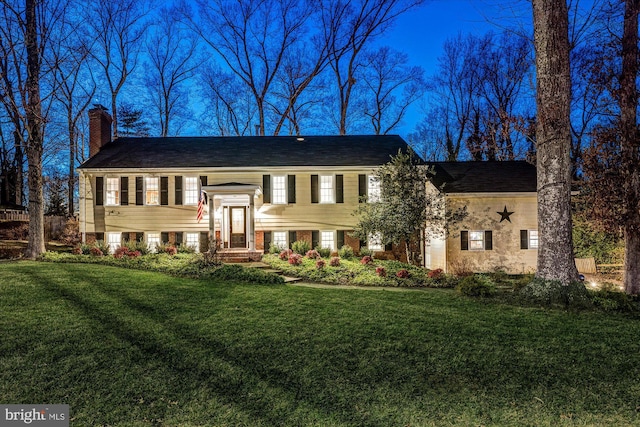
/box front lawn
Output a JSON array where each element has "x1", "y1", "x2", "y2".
[{"x1": 1, "y1": 262, "x2": 640, "y2": 426}]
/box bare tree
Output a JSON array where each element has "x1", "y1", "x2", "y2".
[
  {"x1": 323, "y1": 0, "x2": 423, "y2": 135},
  {"x1": 360, "y1": 46, "x2": 425, "y2": 135},
  {"x1": 185, "y1": 0, "x2": 313, "y2": 136},
  {"x1": 85, "y1": 0, "x2": 151, "y2": 138},
  {"x1": 532, "y1": 0, "x2": 579, "y2": 283},
  {"x1": 145, "y1": 7, "x2": 199, "y2": 137}
]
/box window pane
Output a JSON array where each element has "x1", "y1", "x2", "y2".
[
  {"x1": 469, "y1": 231, "x2": 484, "y2": 250},
  {"x1": 185, "y1": 232, "x2": 199, "y2": 252},
  {"x1": 320, "y1": 175, "x2": 334, "y2": 203},
  {"x1": 368, "y1": 233, "x2": 383, "y2": 251},
  {"x1": 106, "y1": 178, "x2": 119, "y2": 205},
  {"x1": 273, "y1": 231, "x2": 287, "y2": 250},
  {"x1": 272, "y1": 176, "x2": 286, "y2": 204},
  {"x1": 107, "y1": 232, "x2": 121, "y2": 253},
  {"x1": 147, "y1": 233, "x2": 160, "y2": 252},
  {"x1": 146, "y1": 177, "x2": 159, "y2": 205},
  {"x1": 320, "y1": 231, "x2": 334, "y2": 250},
  {"x1": 529, "y1": 230, "x2": 539, "y2": 249},
  {"x1": 368, "y1": 175, "x2": 381, "y2": 202},
  {"x1": 184, "y1": 177, "x2": 198, "y2": 205}
]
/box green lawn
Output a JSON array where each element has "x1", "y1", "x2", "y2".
[{"x1": 1, "y1": 262, "x2": 639, "y2": 426}]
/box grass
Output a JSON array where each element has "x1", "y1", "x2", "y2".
[{"x1": 1, "y1": 261, "x2": 640, "y2": 426}]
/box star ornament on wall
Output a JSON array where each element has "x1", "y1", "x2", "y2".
[{"x1": 497, "y1": 206, "x2": 514, "y2": 223}]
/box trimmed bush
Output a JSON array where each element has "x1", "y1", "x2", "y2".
[
  {"x1": 396, "y1": 269, "x2": 410, "y2": 279},
  {"x1": 315, "y1": 246, "x2": 331, "y2": 258},
  {"x1": 329, "y1": 257, "x2": 341, "y2": 267},
  {"x1": 306, "y1": 249, "x2": 321, "y2": 259},
  {"x1": 518, "y1": 279, "x2": 592, "y2": 309},
  {"x1": 456, "y1": 275, "x2": 497, "y2": 297},
  {"x1": 279, "y1": 249, "x2": 293, "y2": 260},
  {"x1": 338, "y1": 245, "x2": 355, "y2": 259},
  {"x1": 316, "y1": 259, "x2": 326, "y2": 269},
  {"x1": 90, "y1": 247, "x2": 104, "y2": 257},
  {"x1": 428, "y1": 268, "x2": 444, "y2": 279},
  {"x1": 359, "y1": 247, "x2": 373, "y2": 257},
  {"x1": 361, "y1": 255, "x2": 373, "y2": 265},
  {"x1": 288, "y1": 254, "x2": 303, "y2": 265},
  {"x1": 292, "y1": 240, "x2": 311, "y2": 255}
]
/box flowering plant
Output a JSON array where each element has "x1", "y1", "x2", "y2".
[
  {"x1": 396, "y1": 269, "x2": 410, "y2": 279},
  {"x1": 375, "y1": 266, "x2": 386, "y2": 277}
]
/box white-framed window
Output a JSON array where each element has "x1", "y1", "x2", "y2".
[
  {"x1": 185, "y1": 232, "x2": 199, "y2": 252},
  {"x1": 105, "y1": 177, "x2": 119, "y2": 205},
  {"x1": 320, "y1": 231, "x2": 335, "y2": 250},
  {"x1": 368, "y1": 175, "x2": 381, "y2": 202},
  {"x1": 272, "y1": 176, "x2": 287, "y2": 204},
  {"x1": 469, "y1": 231, "x2": 485, "y2": 251},
  {"x1": 368, "y1": 233, "x2": 383, "y2": 251},
  {"x1": 106, "y1": 232, "x2": 121, "y2": 254},
  {"x1": 320, "y1": 175, "x2": 334, "y2": 203},
  {"x1": 145, "y1": 177, "x2": 159, "y2": 205},
  {"x1": 184, "y1": 177, "x2": 199, "y2": 205},
  {"x1": 147, "y1": 232, "x2": 160, "y2": 252},
  {"x1": 272, "y1": 231, "x2": 287, "y2": 250},
  {"x1": 529, "y1": 230, "x2": 539, "y2": 249}
]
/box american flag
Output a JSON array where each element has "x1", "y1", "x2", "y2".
[{"x1": 196, "y1": 190, "x2": 206, "y2": 223}]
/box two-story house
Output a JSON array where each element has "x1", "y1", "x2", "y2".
[{"x1": 78, "y1": 106, "x2": 539, "y2": 273}]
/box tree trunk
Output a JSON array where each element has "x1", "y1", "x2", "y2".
[
  {"x1": 620, "y1": 0, "x2": 640, "y2": 294},
  {"x1": 24, "y1": 0, "x2": 46, "y2": 259},
  {"x1": 532, "y1": 0, "x2": 579, "y2": 284},
  {"x1": 68, "y1": 121, "x2": 75, "y2": 216}
]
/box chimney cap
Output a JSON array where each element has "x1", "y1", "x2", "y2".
[{"x1": 92, "y1": 103, "x2": 109, "y2": 111}]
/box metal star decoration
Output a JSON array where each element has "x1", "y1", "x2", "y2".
[{"x1": 497, "y1": 206, "x2": 514, "y2": 223}]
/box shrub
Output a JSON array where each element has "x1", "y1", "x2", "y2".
[
  {"x1": 113, "y1": 247, "x2": 128, "y2": 259},
  {"x1": 94, "y1": 240, "x2": 110, "y2": 256},
  {"x1": 396, "y1": 269, "x2": 410, "y2": 279},
  {"x1": 288, "y1": 253, "x2": 303, "y2": 265},
  {"x1": 291, "y1": 240, "x2": 310, "y2": 255},
  {"x1": 456, "y1": 275, "x2": 496, "y2": 297},
  {"x1": 177, "y1": 243, "x2": 196, "y2": 254},
  {"x1": 428, "y1": 268, "x2": 444, "y2": 279},
  {"x1": 72, "y1": 246, "x2": 83, "y2": 255},
  {"x1": 450, "y1": 258, "x2": 475, "y2": 277},
  {"x1": 315, "y1": 246, "x2": 331, "y2": 258},
  {"x1": 361, "y1": 255, "x2": 373, "y2": 265},
  {"x1": 376, "y1": 266, "x2": 386, "y2": 277},
  {"x1": 306, "y1": 249, "x2": 321, "y2": 259},
  {"x1": 269, "y1": 243, "x2": 284, "y2": 254},
  {"x1": 518, "y1": 279, "x2": 592, "y2": 309},
  {"x1": 359, "y1": 247, "x2": 373, "y2": 257},
  {"x1": 60, "y1": 217, "x2": 81, "y2": 246},
  {"x1": 124, "y1": 240, "x2": 149, "y2": 256},
  {"x1": 316, "y1": 259, "x2": 326, "y2": 269},
  {"x1": 329, "y1": 257, "x2": 341, "y2": 267},
  {"x1": 338, "y1": 245, "x2": 355, "y2": 259},
  {"x1": 205, "y1": 264, "x2": 284, "y2": 285},
  {"x1": 589, "y1": 290, "x2": 637, "y2": 312},
  {"x1": 279, "y1": 249, "x2": 293, "y2": 260},
  {"x1": 90, "y1": 246, "x2": 104, "y2": 257}
]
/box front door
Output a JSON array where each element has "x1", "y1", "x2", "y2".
[{"x1": 230, "y1": 207, "x2": 246, "y2": 248}]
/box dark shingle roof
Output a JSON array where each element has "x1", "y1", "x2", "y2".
[
  {"x1": 78, "y1": 135, "x2": 410, "y2": 169},
  {"x1": 428, "y1": 161, "x2": 537, "y2": 193}
]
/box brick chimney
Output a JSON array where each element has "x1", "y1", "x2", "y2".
[{"x1": 89, "y1": 105, "x2": 113, "y2": 157}]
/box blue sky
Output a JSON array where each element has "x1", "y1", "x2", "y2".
[{"x1": 383, "y1": 0, "x2": 531, "y2": 136}]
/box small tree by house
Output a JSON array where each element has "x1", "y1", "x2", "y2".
[{"x1": 352, "y1": 149, "x2": 462, "y2": 264}]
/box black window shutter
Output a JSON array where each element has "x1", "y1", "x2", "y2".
[
  {"x1": 337, "y1": 230, "x2": 345, "y2": 249},
  {"x1": 120, "y1": 177, "x2": 128, "y2": 205},
  {"x1": 336, "y1": 174, "x2": 344, "y2": 203},
  {"x1": 311, "y1": 175, "x2": 319, "y2": 203},
  {"x1": 96, "y1": 232, "x2": 104, "y2": 242},
  {"x1": 520, "y1": 230, "x2": 528, "y2": 249},
  {"x1": 289, "y1": 231, "x2": 297, "y2": 247},
  {"x1": 485, "y1": 230, "x2": 493, "y2": 250},
  {"x1": 135, "y1": 177, "x2": 143, "y2": 205},
  {"x1": 312, "y1": 231, "x2": 319, "y2": 249},
  {"x1": 288, "y1": 175, "x2": 296, "y2": 204},
  {"x1": 175, "y1": 176, "x2": 183, "y2": 205},
  {"x1": 385, "y1": 242, "x2": 393, "y2": 251},
  {"x1": 136, "y1": 232, "x2": 144, "y2": 242},
  {"x1": 461, "y1": 231, "x2": 469, "y2": 251},
  {"x1": 358, "y1": 174, "x2": 367, "y2": 201},
  {"x1": 175, "y1": 232, "x2": 183, "y2": 245},
  {"x1": 161, "y1": 232, "x2": 169, "y2": 244},
  {"x1": 360, "y1": 239, "x2": 367, "y2": 249},
  {"x1": 95, "y1": 177, "x2": 104, "y2": 206},
  {"x1": 200, "y1": 175, "x2": 208, "y2": 186},
  {"x1": 263, "y1": 175, "x2": 271, "y2": 203},
  {"x1": 264, "y1": 231, "x2": 272, "y2": 253},
  {"x1": 160, "y1": 177, "x2": 169, "y2": 205},
  {"x1": 121, "y1": 232, "x2": 129, "y2": 243},
  {"x1": 200, "y1": 231, "x2": 209, "y2": 252}
]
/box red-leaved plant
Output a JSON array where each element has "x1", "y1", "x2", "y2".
[
  {"x1": 316, "y1": 259, "x2": 326, "y2": 269},
  {"x1": 288, "y1": 254, "x2": 303, "y2": 265},
  {"x1": 279, "y1": 249, "x2": 293, "y2": 260},
  {"x1": 376, "y1": 266, "x2": 386, "y2": 277},
  {"x1": 361, "y1": 256, "x2": 373, "y2": 265},
  {"x1": 396, "y1": 269, "x2": 410, "y2": 278},
  {"x1": 330, "y1": 257, "x2": 341, "y2": 267}
]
